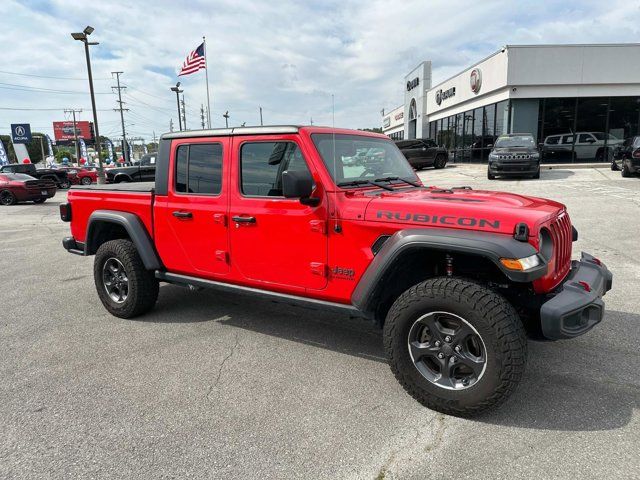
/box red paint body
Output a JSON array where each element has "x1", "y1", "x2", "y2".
[
  {"x1": 58, "y1": 167, "x2": 97, "y2": 185},
  {"x1": 67, "y1": 127, "x2": 572, "y2": 303}
]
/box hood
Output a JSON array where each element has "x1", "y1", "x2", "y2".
[
  {"x1": 492, "y1": 147, "x2": 538, "y2": 154},
  {"x1": 364, "y1": 187, "x2": 564, "y2": 236}
]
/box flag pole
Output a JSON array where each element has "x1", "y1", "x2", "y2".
[{"x1": 203, "y1": 36, "x2": 212, "y2": 128}]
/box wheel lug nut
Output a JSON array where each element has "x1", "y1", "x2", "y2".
[
  {"x1": 434, "y1": 341, "x2": 441, "y2": 347},
  {"x1": 445, "y1": 336, "x2": 452, "y2": 343},
  {"x1": 451, "y1": 357, "x2": 456, "y2": 363},
  {"x1": 437, "y1": 353, "x2": 445, "y2": 359},
  {"x1": 454, "y1": 345, "x2": 461, "y2": 353}
]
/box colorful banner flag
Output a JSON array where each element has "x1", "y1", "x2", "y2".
[
  {"x1": 105, "y1": 139, "x2": 114, "y2": 162},
  {"x1": 78, "y1": 138, "x2": 88, "y2": 164},
  {"x1": 0, "y1": 139, "x2": 9, "y2": 165},
  {"x1": 45, "y1": 134, "x2": 54, "y2": 157}
]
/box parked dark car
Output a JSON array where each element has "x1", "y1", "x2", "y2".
[
  {"x1": 487, "y1": 133, "x2": 541, "y2": 180},
  {"x1": 0, "y1": 173, "x2": 57, "y2": 205},
  {"x1": 105, "y1": 153, "x2": 157, "y2": 183},
  {"x1": 611, "y1": 136, "x2": 640, "y2": 177},
  {"x1": 395, "y1": 139, "x2": 448, "y2": 170},
  {"x1": 0, "y1": 163, "x2": 71, "y2": 189}
]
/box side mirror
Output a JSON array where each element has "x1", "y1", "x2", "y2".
[{"x1": 282, "y1": 170, "x2": 319, "y2": 206}]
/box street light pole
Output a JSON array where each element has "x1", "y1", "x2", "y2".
[
  {"x1": 72, "y1": 26, "x2": 106, "y2": 184},
  {"x1": 171, "y1": 82, "x2": 183, "y2": 131}
]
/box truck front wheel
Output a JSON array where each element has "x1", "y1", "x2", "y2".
[
  {"x1": 383, "y1": 277, "x2": 527, "y2": 417},
  {"x1": 94, "y1": 239, "x2": 159, "y2": 318}
]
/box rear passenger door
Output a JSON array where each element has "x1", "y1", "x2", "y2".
[{"x1": 154, "y1": 138, "x2": 230, "y2": 277}]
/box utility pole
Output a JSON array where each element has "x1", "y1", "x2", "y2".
[
  {"x1": 64, "y1": 108, "x2": 82, "y2": 163},
  {"x1": 170, "y1": 119, "x2": 174, "y2": 132},
  {"x1": 111, "y1": 71, "x2": 129, "y2": 163},
  {"x1": 223, "y1": 111, "x2": 230, "y2": 128},
  {"x1": 181, "y1": 95, "x2": 187, "y2": 130},
  {"x1": 259, "y1": 106, "x2": 263, "y2": 126},
  {"x1": 200, "y1": 104, "x2": 205, "y2": 129},
  {"x1": 152, "y1": 130, "x2": 157, "y2": 148},
  {"x1": 310, "y1": 116, "x2": 313, "y2": 125}
]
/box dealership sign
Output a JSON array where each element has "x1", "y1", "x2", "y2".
[
  {"x1": 53, "y1": 121, "x2": 94, "y2": 141},
  {"x1": 11, "y1": 123, "x2": 32, "y2": 143},
  {"x1": 435, "y1": 86, "x2": 456, "y2": 106},
  {"x1": 470, "y1": 68, "x2": 482, "y2": 94},
  {"x1": 406, "y1": 77, "x2": 419, "y2": 91}
]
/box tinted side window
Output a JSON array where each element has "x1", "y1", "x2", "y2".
[
  {"x1": 423, "y1": 140, "x2": 437, "y2": 148},
  {"x1": 241, "y1": 142, "x2": 309, "y2": 197},
  {"x1": 174, "y1": 143, "x2": 222, "y2": 195},
  {"x1": 577, "y1": 134, "x2": 592, "y2": 143},
  {"x1": 561, "y1": 135, "x2": 574, "y2": 144},
  {"x1": 546, "y1": 136, "x2": 559, "y2": 145}
]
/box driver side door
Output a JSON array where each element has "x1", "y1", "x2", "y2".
[{"x1": 229, "y1": 136, "x2": 328, "y2": 291}]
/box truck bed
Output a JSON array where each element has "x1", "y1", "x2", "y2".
[
  {"x1": 67, "y1": 183, "x2": 155, "y2": 244},
  {"x1": 70, "y1": 182, "x2": 155, "y2": 192}
]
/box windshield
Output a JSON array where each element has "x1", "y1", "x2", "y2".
[
  {"x1": 311, "y1": 134, "x2": 418, "y2": 185},
  {"x1": 495, "y1": 135, "x2": 535, "y2": 148}
]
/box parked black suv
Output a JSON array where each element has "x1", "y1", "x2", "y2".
[
  {"x1": 0, "y1": 163, "x2": 71, "y2": 189},
  {"x1": 395, "y1": 139, "x2": 448, "y2": 170},
  {"x1": 106, "y1": 153, "x2": 156, "y2": 183},
  {"x1": 611, "y1": 136, "x2": 640, "y2": 177},
  {"x1": 487, "y1": 133, "x2": 541, "y2": 180}
]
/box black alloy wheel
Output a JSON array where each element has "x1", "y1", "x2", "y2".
[
  {"x1": 81, "y1": 176, "x2": 92, "y2": 185},
  {"x1": 0, "y1": 190, "x2": 17, "y2": 206},
  {"x1": 102, "y1": 257, "x2": 129, "y2": 304},
  {"x1": 408, "y1": 311, "x2": 486, "y2": 390}
]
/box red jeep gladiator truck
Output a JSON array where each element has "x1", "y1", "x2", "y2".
[{"x1": 60, "y1": 125, "x2": 612, "y2": 416}]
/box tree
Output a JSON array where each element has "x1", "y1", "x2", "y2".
[
  {"x1": 360, "y1": 127, "x2": 383, "y2": 133},
  {"x1": 0, "y1": 136, "x2": 16, "y2": 163},
  {"x1": 24, "y1": 132, "x2": 49, "y2": 164}
]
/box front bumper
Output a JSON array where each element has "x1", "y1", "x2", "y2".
[
  {"x1": 540, "y1": 252, "x2": 613, "y2": 340},
  {"x1": 489, "y1": 161, "x2": 540, "y2": 175}
]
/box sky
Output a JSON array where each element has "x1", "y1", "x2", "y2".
[{"x1": 1, "y1": 0, "x2": 640, "y2": 143}]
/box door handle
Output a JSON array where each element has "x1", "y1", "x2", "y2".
[
  {"x1": 172, "y1": 211, "x2": 193, "y2": 219},
  {"x1": 232, "y1": 215, "x2": 256, "y2": 224}
]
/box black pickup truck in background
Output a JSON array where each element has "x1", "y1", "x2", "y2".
[
  {"x1": 106, "y1": 153, "x2": 157, "y2": 183},
  {"x1": 0, "y1": 163, "x2": 71, "y2": 189}
]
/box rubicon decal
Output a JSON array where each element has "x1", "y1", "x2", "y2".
[{"x1": 376, "y1": 210, "x2": 500, "y2": 229}]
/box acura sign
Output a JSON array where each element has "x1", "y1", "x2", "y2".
[{"x1": 11, "y1": 123, "x2": 32, "y2": 143}]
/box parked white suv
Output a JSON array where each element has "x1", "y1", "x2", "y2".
[{"x1": 542, "y1": 132, "x2": 622, "y2": 161}]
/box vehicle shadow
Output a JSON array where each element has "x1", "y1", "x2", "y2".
[
  {"x1": 146, "y1": 284, "x2": 387, "y2": 362},
  {"x1": 493, "y1": 169, "x2": 575, "y2": 181},
  {"x1": 146, "y1": 286, "x2": 638, "y2": 431}
]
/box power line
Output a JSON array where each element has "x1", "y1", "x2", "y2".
[
  {"x1": 0, "y1": 69, "x2": 111, "y2": 81},
  {"x1": 0, "y1": 82, "x2": 113, "y2": 95},
  {"x1": 0, "y1": 106, "x2": 112, "y2": 111}
]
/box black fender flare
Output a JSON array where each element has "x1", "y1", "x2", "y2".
[
  {"x1": 85, "y1": 210, "x2": 162, "y2": 270},
  {"x1": 351, "y1": 228, "x2": 547, "y2": 317}
]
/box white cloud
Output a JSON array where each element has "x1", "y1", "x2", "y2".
[{"x1": 1, "y1": 0, "x2": 639, "y2": 141}]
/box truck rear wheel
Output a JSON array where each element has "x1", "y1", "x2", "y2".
[
  {"x1": 94, "y1": 239, "x2": 159, "y2": 318},
  {"x1": 383, "y1": 277, "x2": 527, "y2": 417}
]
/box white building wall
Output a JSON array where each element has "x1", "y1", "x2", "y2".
[{"x1": 404, "y1": 61, "x2": 431, "y2": 139}]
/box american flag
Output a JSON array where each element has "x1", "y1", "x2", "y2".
[{"x1": 178, "y1": 42, "x2": 206, "y2": 76}]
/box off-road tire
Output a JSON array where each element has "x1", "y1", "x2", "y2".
[
  {"x1": 434, "y1": 155, "x2": 447, "y2": 169},
  {"x1": 621, "y1": 163, "x2": 631, "y2": 178},
  {"x1": 532, "y1": 168, "x2": 540, "y2": 179},
  {"x1": 610, "y1": 160, "x2": 618, "y2": 171},
  {"x1": 94, "y1": 239, "x2": 159, "y2": 318},
  {"x1": 383, "y1": 277, "x2": 527, "y2": 417},
  {"x1": 0, "y1": 190, "x2": 17, "y2": 206},
  {"x1": 487, "y1": 171, "x2": 495, "y2": 180}
]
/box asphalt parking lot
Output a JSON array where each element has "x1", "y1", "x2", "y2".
[{"x1": 1, "y1": 164, "x2": 639, "y2": 479}]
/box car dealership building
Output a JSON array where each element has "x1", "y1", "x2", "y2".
[{"x1": 382, "y1": 44, "x2": 640, "y2": 162}]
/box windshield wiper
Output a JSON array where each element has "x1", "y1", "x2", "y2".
[
  {"x1": 374, "y1": 176, "x2": 423, "y2": 188},
  {"x1": 337, "y1": 179, "x2": 394, "y2": 191}
]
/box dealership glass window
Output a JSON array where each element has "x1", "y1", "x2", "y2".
[
  {"x1": 608, "y1": 96, "x2": 640, "y2": 143},
  {"x1": 495, "y1": 100, "x2": 509, "y2": 136},
  {"x1": 455, "y1": 113, "x2": 463, "y2": 151},
  {"x1": 575, "y1": 98, "x2": 609, "y2": 162},
  {"x1": 463, "y1": 110, "x2": 474, "y2": 148},
  {"x1": 541, "y1": 98, "x2": 576, "y2": 162}
]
